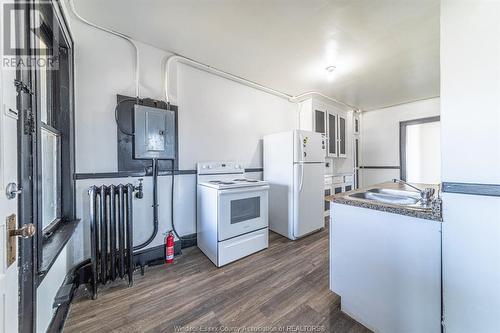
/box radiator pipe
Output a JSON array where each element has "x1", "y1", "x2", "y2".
[
  {"x1": 126, "y1": 184, "x2": 135, "y2": 286},
  {"x1": 88, "y1": 186, "x2": 98, "y2": 299},
  {"x1": 132, "y1": 159, "x2": 159, "y2": 251},
  {"x1": 99, "y1": 185, "x2": 107, "y2": 284},
  {"x1": 109, "y1": 185, "x2": 116, "y2": 281},
  {"x1": 118, "y1": 185, "x2": 125, "y2": 278}
]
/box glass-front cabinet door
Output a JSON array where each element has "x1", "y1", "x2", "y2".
[
  {"x1": 354, "y1": 116, "x2": 360, "y2": 135},
  {"x1": 314, "y1": 109, "x2": 326, "y2": 134},
  {"x1": 327, "y1": 112, "x2": 337, "y2": 157},
  {"x1": 338, "y1": 115, "x2": 347, "y2": 158}
]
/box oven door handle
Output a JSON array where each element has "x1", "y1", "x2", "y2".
[{"x1": 219, "y1": 185, "x2": 270, "y2": 195}]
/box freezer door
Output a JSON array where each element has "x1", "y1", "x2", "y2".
[
  {"x1": 294, "y1": 130, "x2": 326, "y2": 163},
  {"x1": 293, "y1": 163, "x2": 325, "y2": 238}
]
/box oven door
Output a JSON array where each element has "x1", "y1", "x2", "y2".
[{"x1": 217, "y1": 185, "x2": 269, "y2": 241}]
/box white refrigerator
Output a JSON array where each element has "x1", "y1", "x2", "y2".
[{"x1": 263, "y1": 130, "x2": 326, "y2": 240}]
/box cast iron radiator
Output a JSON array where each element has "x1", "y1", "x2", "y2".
[{"x1": 88, "y1": 184, "x2": 135, "y2": 299}]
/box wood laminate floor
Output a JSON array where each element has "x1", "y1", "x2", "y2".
[{"x1": 64, "y1": 225, "x2": 370, "y2": 333}]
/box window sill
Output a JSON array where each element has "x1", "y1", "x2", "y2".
[{"x1": 38, "y1": 219, "x2": 80, "y2": 285}]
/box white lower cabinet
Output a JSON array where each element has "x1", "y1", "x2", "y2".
[
  {"x1": 330, "y1": 203, "x2": 442, "y2": 333},
  {"x1": 325, "y1": 174, "x2": 354, "y2": 216}
]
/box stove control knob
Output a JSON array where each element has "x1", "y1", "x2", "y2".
[{"x1": 207, "y1": 165, "x2": 212, "y2": 169}]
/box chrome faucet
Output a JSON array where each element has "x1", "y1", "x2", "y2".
[{"x1": 392, "y1": 179, "x2": 436, "y2": 205}]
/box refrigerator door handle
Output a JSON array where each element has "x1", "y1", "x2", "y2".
[
  {"x1": 299, "y1": 163, "x2": 304, "y2": 192},
  {"x1": 298, "y1": 133, "x2": 304, "y2": 162}
]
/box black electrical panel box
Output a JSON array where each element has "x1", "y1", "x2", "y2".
[{"x1": 116, "y1": 95, "x2": 178, "y2": 173}]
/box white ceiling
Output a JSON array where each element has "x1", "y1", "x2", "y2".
[{"x1": 73, "y1": 0, "x2": 440, "y2": 110}]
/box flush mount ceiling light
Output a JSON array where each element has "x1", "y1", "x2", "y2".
[{"x1": 325, "y1": 65, "x2": 336, "y2": 72}]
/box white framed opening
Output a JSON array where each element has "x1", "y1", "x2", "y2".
[{"x1": 400, "y1": 117, "x2": 441, "y2": 184}]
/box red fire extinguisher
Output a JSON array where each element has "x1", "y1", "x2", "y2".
[{"x1": 165, "y1": 231, "x2": 174, "y2": 264}]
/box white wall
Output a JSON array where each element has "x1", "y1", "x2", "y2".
[
  {"x1": 37, "y1": 245, "x2": 68, "y2": 333},
  {"x1": 360, "y1": 98, "x2": 440, "y2": 186},
  {"x1": 34, "y1": 2, "x2": 298, "y2": 330},
  {"x1": 178, "y1": 64, "x2": 296, "y2": 169},
  {"x1": 63, "y1": 3, "x2": 297, "y2": 265},
  {"x1": 441, "y1": 1, "x2": 500, "y2": 332},
  {"x1": 441, "y1": 2, "x2": 500, "y2": 184}
]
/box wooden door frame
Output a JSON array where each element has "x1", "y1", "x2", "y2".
[{"x1": 399, "y1": 116, "x2": 440, "y2": 181}]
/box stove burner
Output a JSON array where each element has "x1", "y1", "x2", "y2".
[
  {"x1": 233, "y1": 178, "x2": 259, "y2": 183},
  {"x1": 209, "y1": 180, "x2": 235, "y2": 185}
]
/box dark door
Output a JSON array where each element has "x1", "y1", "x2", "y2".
[
  {"x1": 314, "y1": 110, "x2": 325, "y2": 134},
  {"x1": 328, "y1": 113, "x2": 336, "y2": 156}
]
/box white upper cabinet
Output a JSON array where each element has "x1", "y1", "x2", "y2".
[{"x1": 298, "y1": 98, "x2": 349, "y2": 158}]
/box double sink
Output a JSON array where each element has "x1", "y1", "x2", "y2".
[{"x1": 349, "y1": 188, "x2": 431, "y2": 208}]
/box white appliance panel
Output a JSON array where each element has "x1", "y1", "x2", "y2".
[
  {"x1": 294, "y1": 130, "x2": 325, "y2": 163},
  {"x1": 263, "y1": 130, "x2": 325, "y2": 240},
  {"x1": 293, "y1": 162, "x2": 325, "y2": 238},
  {"x1": 218, "y1": 185, "x2": 269, "y2": 241},
  {"x1": 218, "y1": 228, "x2": 268, "y2": 266},
  {"x1": 263, "y1": 131, "x2": 294, "y2": 238},
  {"x1": 197, "y1": 161, "x2": 269, "y2": 267},
  {"x1": 197, "y1": 161, "x2": 245, "y2": 175},
  {"x1": 196, "y1": 185, "x2": 219, "y2": 265}
]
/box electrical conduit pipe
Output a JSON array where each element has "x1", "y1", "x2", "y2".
[{"x1": 68, "y1": 0, "x2": 360, "y2": 251}]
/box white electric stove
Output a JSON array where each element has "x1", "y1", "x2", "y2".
[{"x1": 197, "y1": 161, "x2": 269, "y2": 267}]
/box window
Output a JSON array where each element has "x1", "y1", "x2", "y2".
[
  {"x1": 16, "y1": 0, "x2": 76, "y2": 320},
  {"x1": 38, "y1": 37, "x2": 52, "y2": 124},
  {"x1": 37, "y1": 23, "x2": 62, "y2": 234},
  {"x1": 41, "y1": 127, "x2": 61, "y2": 229},
  {"x1": 31, "y1": 1, "x2": 75, "y2": 273}
]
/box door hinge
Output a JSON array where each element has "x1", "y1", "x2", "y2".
[
  {"x1": 14, "y1": 79, "x2": 34, "y2": 95},
  {"x1": 24, "y1": 108, "x2": 35, "y2": 135}
]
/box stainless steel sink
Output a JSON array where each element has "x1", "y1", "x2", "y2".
[
  {"x1": 367, "y1": 188, "x2": 421, "y2": 199},
  {"x1": 348, "y1": 189, "x2": 427, "y2": 207}
]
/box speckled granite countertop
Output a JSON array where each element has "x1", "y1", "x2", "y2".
[{"x1": 326, "y1": 182, "x2": 443, "y2": 222}]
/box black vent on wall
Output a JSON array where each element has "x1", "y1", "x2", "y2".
[{"x1": 115, "y1": 94, "x2": 179, "y2": 173}]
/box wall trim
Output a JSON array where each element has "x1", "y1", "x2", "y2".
[
  {"x1": 362, "y1": 95, "x2": 440, "y2": 112},
  {"x1": 359, "y1": 166, "x2": 400, "y2": 169},
  {"x1": 245, "y1": 168, "x2": 264, "y2": 173},
  {"x1": 74, "y1": 168, "x2": 264, "y2": 180},
  {"x1": 442, "y1": 182, "x2": 500, "y2": 197},
  {"x1": 46, "y1": 260, "x2": 91, "y2": 333}
]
